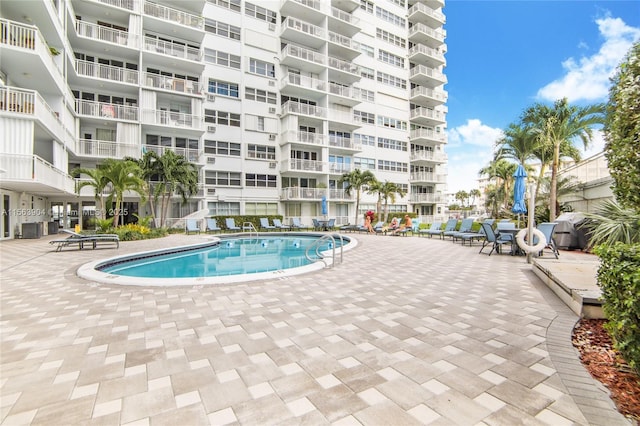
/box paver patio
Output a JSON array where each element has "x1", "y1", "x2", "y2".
[{"x1": 0, "y1": 233, "x2": 629, "y2": 425}]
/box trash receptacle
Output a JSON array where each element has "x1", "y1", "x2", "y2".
[{"x1": 21, "y1": 222, "x2": 42, "y2": 239}]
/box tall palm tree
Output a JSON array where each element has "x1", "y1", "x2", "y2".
[
  {"x1": 479, "y1": 159, "x2": 517, "y2": 212},
  {"x1": 338, "y1": 169, "x2": 375, "y2": 224},
  {"x1": 469, "y1": 188, "x2": 481, "y2": 210},
  {"x1": 73, "y1": 166, "x2": 109, "y2": 219},
  {"x1": 151, "y1": 151, "x2": 199, "y2": 227},
  {"x1": 100, "y1": 159, "x2": 146, "y2": 227},
  {"x1": 377, "y1": 181, "x2": 406, "y2": 221},
  {"x1": 455, "y1": 190, "x2": 469, "y2": 208},
  {"x1": 522, "y1": 98, "x2": 605, "y2": 220}
]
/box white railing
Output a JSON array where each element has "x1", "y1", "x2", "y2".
[
  {"x1": 410, "y1": 194, "x2": 443, "y2": 203},
  {"x1": 144, "y1": 36, "x2": 201, "y2": 61},
  {"x1": 410, "y1": 64, "x2": 447, "y2": 83},
  {"x1": 408, "y1": 2, "x2": 446, "y2": 24},
  {"x1": 410, "y1": 172, "x2": 446, "y2": 183},
  {"x1": 331, "y1": 6, "x2": 359, "y2": 26},
  {"x1": 328, "y1": 189, "x2": 353, "y2": 200},
  {"x1": 143, "y1": 145, "x2": 200, "y2": 162},
  {"x1": 328, "y1": 56, "x2": 360, "y2": 75},
  {"x1": 410, "y1": 150, "x2": 448, "y2": 162},
  {"x1": 281, "y1": 72, "x2": 326, "y2": 91},
  {"x1": 409, "y1": 22, "x2": 446, "y2": 42},
  {"x1": 293, "y1": 0, "x2": 321, "y2": 11},
  {"x1": 75, "y1": 99, "x2": 139, "y2": 121},
  {"x1": 143, "y1": 1, "x2": 204, "y2": 29},
  {"x1": 328, "y1": 31, "x2": 360, "y2": 51},
  {"x1": 328, "y1": 82, "x2": 357, "y2": 99},
  {"x1": 92, "y1": 0, "x2": 135, "y2": 11},
  {"x1": 282, "y1": 44, "x2": 325, "y2": 65},
  {"x1": 76, "y1": 139, "x2": 140, "y2": 158},
  {"x1": 75, "y1": 60, "x2": 139, "y2": 84},
  {"x1": 558, "y1": 152, "x2": 610, "y2": 184},
  {"x1": 410, "y1": 107, "x2": 446, "y2": 123},
  {"x1": 281, "y1": 187, "x2": 326, "y2": 200},
  {"x1": 283, "y1": 159, "x2": 325, "y2": 173},
  {"x1": 329, "y1": 135, "x2": 361, "y2": 150},
  {"x1": 409, "y1": 44, "x2": 446, "y2": 62},
  {"x1": 1, "y1": 19, "x2": 63, "y2": 75},
  {"x1": 141, "y1": 109, "x2": 202, "y2": 130},
  {"x1": 283, "y1": 130, "x2": 326, "y2": 146},
  {"x1": 282, "y1": 16, "x2": 324, "y2": 38},
  {"x1": 142, "y1": 72, "x2": 202, "y2": 94},
  {"x1": 281, "y1": 101, "x2": 326, "y2": 118},
  {"x1": 410, "y1": 86, "x2": 448, "y2": 103},
  {"x1": 0, "y1": 154, "x2": 75, "y2": 194},
  {"x1": 328, "y1": 162, "x2": 353, "y2": 174},
  {"x1": 0, "y1": 86, "x2": 35, "y2": 114},
  {"x1": 76, "y1": 21, "x2": 133, "y2": 46},
  {"x1": 327, "y1": 108, "x2": 354, "y2": 124},
  {"x1": 410, "y1": 128, "x2": 447, "y2": 143}
]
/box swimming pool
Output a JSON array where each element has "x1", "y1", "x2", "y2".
[{"x1": 78, "y1": 233, "x2": 356, "y2": 286}]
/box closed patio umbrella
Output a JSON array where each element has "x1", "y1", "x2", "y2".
[
  {"x1": 512, "y1": 164, "x2": 527, "y2": 227},
  {"x1": 321, "y1": 195, "x2": 328, "y2": 216}
]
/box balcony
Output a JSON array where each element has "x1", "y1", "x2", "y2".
[
  {"x1": 328, "y1": 6, "x2": 360, "y2": 37},
  {"x1": 328, "y1": 56, "x2": 361, "y2": 83},
  {"x1": 327, "y1": 108, "x2": 360, "y2": 130},
  {"x1": 408, "y1": 2, "x2": 446, "y2": 27},
  {"x1": 75, "y1": 99, "x2": 139, "y2": 121},
  {"x1": 281, "y1": 159, "x2": 326, "y2": 174},
  {"x1": 410, "y1": 86, "x2": 447, "y2": 107},
  {"x1": 281, "y1": 186, "x2": 326, "y2": 201},
  {"x1": 409, "y1": 64, "x2": 447, "y2": 87},
  {"x1": 410, "y1": 172, "x2": 446, "y2": 184},
  {"x1": 143, "y1": 145, "x2": 200, "y2": 163},
  {"x1": 410, "y1": 150, "x2": 447, "y2": 163},
  {"x1": 75, "y1": 139, "x2": 140, "y2": 159},
  {"x1": 143, "y1": 73, "x2": 202, "y2": 95},
  {"x1": 75, "y1": 21, "x2": 135, "y2": 48},
  {"x1": 408, "y1": 44, "x2": 446, "y2": 68},
  {"x1": 408, "y1": 22, "x2": 446, "y2": 48},
  {"x1": 410, "y1": 106, "x2": 446, "y2": 126},
  {"x1": 144, "y1": 36, "x2": 201, "y2": 62},
  {"x1": 75, "y1": 59, "x2": 139, "y2": 85},
  {"x1": 328, "y1": 135, "x2": 362, "y2": 152},
  {"x1": 282, "y1": 130, "x2": 326, "y2": 147},
  {"x1": 328, "y1": 188, "x2": 353, "y2": 201},
  {"x1": 328, "y1": 31, "x2": 360, "y2": 60},
  {"x1": 280, "y1": 0, "x2": 324, "y2": 26},
  {"x1": 141, "y1": 109, "x2": 202, "y2": 131},
  {"x1": 89, "y1": 0, "x2": 136, "y2": 11},
  {"x1": 328, "y1": 162, "x2": 353, "y2": 174},
  {"x1": 280, "y1": 73, "x2": 326, "y2": 99},
  {"x1": 410, "y1": 193, "x2": 443, "y2": 204},
  {"x1": 281, "y1": 101, "x2": 326, "y2": 120},
  {"x1": 280, "y1": 44, "x2": 326, "y2": 74},
  {"x1": 410, "y1": 128, "x2": 447, "y2": 144},
  {"x1": 0, "y1": 154, "x2": 75, "y2": 195},
  {"x1": 143, "y1": 1, "x2": 204, "y2": 30},
  {"x1": 280, "y1": 17, "x2": 325, "y2": 49}
]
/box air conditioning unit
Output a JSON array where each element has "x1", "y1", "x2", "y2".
[
  {"x1": 268, "y1": 23, "x2": 276, "y2": 31},
  {"x1": 207, "y1": 126, "x2": 216, "y2": 133},
  {"x1": 207, "y1": 187, "x2": 216, "y2": 195},
  {"x1": 207, "y1": 156, "x2": 215, "y2": 164},
  {"x1": 269, "y1": 107, "x2": 276, "y2": 114},
  {"x1": 268, "y1": 134, "x2": 276, "y2": 141},
  {"x1": 206, "y1": 93, "x2": 215, "y2": 102},
  {"x1": 268, "y1": 80, "x2": 275, "y2": 87},
  {"x1": 269, "y1": 162, "x2": 277, "y2": 168}
]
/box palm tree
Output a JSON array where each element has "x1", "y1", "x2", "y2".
[
  {"x1": 378, "y1": 181, "x2": 406, "y2": 221},
  {"x1": 479, "y1": 159, "x2": 517, "y2": 212},
  {"x1": 338, "y1": 169, "x2": 376, "y2": 224},
  {"x1": 100, "y1": 159, "x2": 146, "y2": 227},
  {"x1": 150, "y1": 151, "x2": 199, "y2": 227},
  {"x1": 469, "y1": 189, "x2": 481, "y2": 210},
  {"x1": 522, "y1": 98, "x2": 605, "y2": 220},
  {"x1": 73, "y1": 166, "x2": 109, "y2": 220},
  {"x1": 455, "y1": 190, "x2": 469, "y2": 208},
  {"x1": 367, "y1": 178, "x2": 383, "y2": 221}
]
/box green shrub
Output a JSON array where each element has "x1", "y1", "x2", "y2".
[{"x1": 595, "y1": 242, "x2": 640, "y2": 372}]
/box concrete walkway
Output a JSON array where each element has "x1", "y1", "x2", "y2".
[{"x1": 0, "y1": 233, "x2": 630, "y2": 425}]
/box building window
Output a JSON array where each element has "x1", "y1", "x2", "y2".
[
  {"x1": 359, "y1": 43, "x2": 375, "y2": 57},
  {"x1": 204, "y1": 49, "x2": 241, "y2": 69},
  {"x1": 354, "y1": 133, "x2": 375, "y2": 146},
  {"x1": 204, "y1": 110, "x2": 241, "y2": 127},
  {"x1": 378, "y1": 50, "x2": 405, "y2": 68},
  {"x1": 388, "y1": 0, "x2": 405, "y2": 8},
  {"x1": 357, "y1": 88, "x2": 375, "y2": 102},
  {"x1": 245, "y1": 87, "x2": 277, "y2": 104},
  {"x1": 208, "y1": 80, "x2": 239, "y2": 98},
  {"x1": 245, "y1": 174, "x2": 277, "y2": 187},
  {"x1": 208, "y1": 201, "x2": 241, "y2": 216},
  {"x1": 249, "y1": 58, "x2": 276, "y2": 78},
  {"x1": 353, "y1": 110, "x2": 374, "y2": 124},
  {"x1": 378, "y1": 160, "x2": 408, "y2": 172},
  {"x1": 376, "y1": 28, "x2": 406, "y2": 48},
  {"x1": 204, "y1": 19, "x2": 241, "y2": 40},
  {"x1": 360, "y1": 0, "x2": 373, "y2": 13},
  {"x1": 205, "y1": 0, "x2": 241, "y2": 12},
  {"x1": 354, "y1": 157, "x2": 375, "y2": 170},
  {"x1": 245, "y1": 203, "x2": 278, "y2": 215},
  {"x1": 377, "y1": 72, "x2": 407, "y2": 89},
  {"x1": 245, "y1": 2, "x2": 277, "y2": 23},
  {"x1": 377, "y1": 137, "x2": 407, "y2": 151},
  {"x1": 375, "y1": 6, "x2": 405, "y2": 27},
  {"x1": 247, "y1": 144, "x2": 276, "y2": 160},
  {"x1": 205, "y1": 171, "x2": 241, "y2": 186},
  {"x1": 377, "y1": 116, "x2": 408, "y2": 131},
  {"x1": 360, "y1": 66, "x2": 374, "y2": 80},
  {"x1": 204, "y1": 139, "x2": 241, "y2": 156}
]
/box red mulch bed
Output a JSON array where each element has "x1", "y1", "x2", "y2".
[{"x1": 572, "y1": 318, "x2": 640, "y2": 423}]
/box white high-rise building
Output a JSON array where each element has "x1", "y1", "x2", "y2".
[{"x1": 0, "y1": 0, "x2": 447, "y2": 239}]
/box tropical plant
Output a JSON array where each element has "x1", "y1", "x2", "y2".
[
  {"x1": 522, "y1": 98, "x2": 605, "y2": 221},
  {"x1": 370, "y1": 180, "x2": 406, "y2": 221},
  {"x1": 338, "y1": 169, "x2": 376, "y2": 224},
  {"x1": 583, "y1": 200, "x2": 640, "y2": 247},
  {"x1": 455, "y1": 190, "x2": 469, "y2": 208},
  {"x1": 73, "y1": 166, "x2": 109, "y2": 219},
  {"x1": 100, "y1": 159, "x2": 146, "y2": 227},
  {"x1": 604, "y1": 41, "x2": 640, "y2": 210},
  {"x1": 468, "y1": 189, "x2": 481, "y2": 209},
  {"x1": 479, "y1": 159, "x2": 517, "y2": 212}
]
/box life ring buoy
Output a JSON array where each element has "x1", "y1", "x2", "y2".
[{"x1": 516, "y1": 228, "x2": 547, "y2": 253}]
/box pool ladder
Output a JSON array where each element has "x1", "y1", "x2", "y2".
[
  {"x1": 305, "y1": 233, "x2": 344, "y2": 268},
  {"x1": 242, "y1": 222, "x2": 258, "y2": 238}
]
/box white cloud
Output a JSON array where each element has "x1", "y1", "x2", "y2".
[
  {"x1": 537, "y1": 16, "x2": 640, "y2": 102},
  {"x1": 446, "y1": 120, "x2": 503, "y2": 193},
  {"x1": 582, "y1": 129, "x2": 606, "y2": 159}
]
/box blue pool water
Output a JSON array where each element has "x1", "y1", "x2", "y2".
[{"x1": 98, "y1": 235, "x2": 345, "y2": 278}]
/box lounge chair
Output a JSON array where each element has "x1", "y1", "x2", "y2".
[
  {"x1": 312, "y1": 218, "x2": 322, "y2": 231},
  {"x1": 50, "y1": 230, "x2": 119, "y2": 252},
  {"x1": 206, "y1": 218, "x2": 221, "y2": 233},
  {"x1": 496, "y1": 221, "x2": 516, "y2": 243},
  {"x1": 186, "y1": 219, "x2": 200, "y2": 234},
  {"x1": 479, "y1": 222, "x2": 513, "y2": 256},
  {"x1": 458, "y1": 219, "x2": 495, "y2": 245},
  {"x1": 291, "y1": 217, "x2": 307, "y2": 230},
  {"x1": 450, "y1": 218, "x2": 474, "y2": 242},
  {"x1": 418, "y1": 221, "x2": 442, "y2": 238},
  {"x1": 440, "y1": 219, "x2": 459, "y2": 240},
  {"x1": 225, "y1": 218, "x2": 241, "y2": 231},
  {"x1": 536, "y1": 222, "x2": 560, "y2": 259},
  {"x1": 273, "y1": 218, "x2": 290, "y2": 230},
  {"x1": 259, "y1": 217, "x2": 276, "y2": 232},
  {"x1": 326, "y1": 218, "x2": 335, "y2": 230},
  {"x1": 373, "y1": 221, "x2": 386, "y2": 234}
]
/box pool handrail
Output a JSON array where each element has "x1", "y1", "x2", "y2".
[{"x1": 305, "y1": 233, "x2": 344, "y2": 268}]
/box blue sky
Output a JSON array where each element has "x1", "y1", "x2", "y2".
[{"x1": 443, "y1": 0, "x2": 640, "y2": 193}]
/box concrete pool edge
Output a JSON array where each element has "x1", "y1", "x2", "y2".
[{"x1": 77, "y1": 232, "x2": 358, "y2": 286}]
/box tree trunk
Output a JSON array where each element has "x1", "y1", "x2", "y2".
[
  {"x1": 549, "y1": 141, "x2": 560, "y2": 221},
  {"x1": 354, "y1": 189, "x2": 361, "y2": 224}
]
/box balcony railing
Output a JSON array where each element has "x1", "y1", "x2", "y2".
[
  {"x1": 410, "y1": 106, "x2": 446, "y2": 123},
  {"x1": 143, "y1": 145, "x2": 200, "y2": 162},
  {"x1": 410, "y1": 150, "x2": 447, "y2": 162},
  {"x1": 408, "y1": 2, "x2": 446, "y2": 24},
  {"x1": 143, "y1": 72, "x2": 202, "y2": 94},
  {"x1": 293, "y1": 0, "x2": 321, "y2": 11},
  {"x1": 328, "y1": 56, "x2": 360, "y2": 75},
  {"x1": 76, "y1": 21, "x2": 133, "y2": 46},
  {"x1": 281, "y1": 72, "x2": 326, "y2": 92},
  {"x1": 141, "y1": 109, "x2": 202, "y2": 130},
  {"x1": 410, "y1": 128, "x2": 447, "y2": 143},
  {"x1": 408, "y1": 44, "x2": 445, "y2": 62},
  {"x1": 76, "y1": 59, "x2": 139, "y2": 84},
  {"x1": 410, "y1": 193, "x2": 443, "y2": 203},
  {"x1": 328, "y1": 31, "x2": 360, "y2": 51},
  {"x1": 1, "y1": 19, "x2": 63, "y2": 75},
  {"x1": 328, "y1": 82, "x2": 357, "y2": 99},
  {"x1": 283, "y1": 130, "x2": 326, "y2": 146},
  {"x1": 282, "y1": 44, "x2": 325, "y2": 65},
  {"x1": 144, "y1": 36, "x2": 201, "y2": 61},
  {"x1": 281, "y1": 187, "x2": 326, "y2": 200},
  {"x1": 76, "y1": 139, "x2": 140, "y2": 158},
  {"x1": 328, "y1": 188, "x2": 353, "y2": 200},
  {"x1": 143, "y1": 1, "x2": 204, "y2": 29},
  {"x1": 283, "y1": 159, "x2": 325, "y2": 173},
  {"x1": 410, "y1": 172, "x2": 446, "y2": 183},
  {"x1": 1, "y1": 86, "x2": 35, "y2": 114},
  {"x1": 410, "y1": 64, "x2": 447, "y2": 83},
  {"x1": 328, "y1": 162, "x2": 353, "y2": 174},
  {"x1": 282, "y1": 16, "x2": 324, "y2": 38},
  {"x1": 410, "y1": 86, "x2": 448, "y2": 103},
  {"x1": 92, "y1": 0, "x2": 135, "y2": 11},
  {"x1": 331, "y1": 6, "x2": 359, "y2": 26},
  {"x1": 0, "y1": 154, "x2": 75, "y2": 194},
  {"x1": 282, "y1": 101, "x2": 326, "y2": 119},
  {"x1": 409, "y1": 22, "x2": 446, "y2": 42},
  {"x1": 329, "y1": 135, "x2": 361, "y2": 151},
  {"x1": 75, "y1": 99, "x2": 139, "y2": 121},
  {"x1": 327, "y1": 108, "x2": 354, "y2": 124}
]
